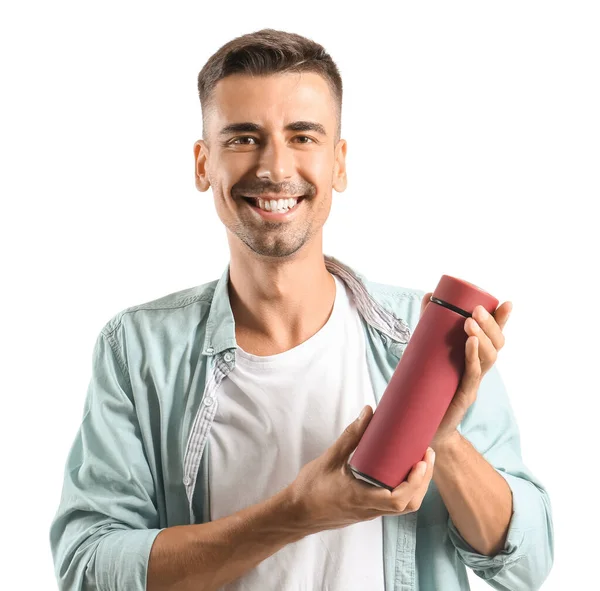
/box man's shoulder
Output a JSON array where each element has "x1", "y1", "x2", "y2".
[
  {"x1": 329, "y1": 255, "x2": 426, "y2": 299},
  {"x1": 328, "y1": 255, "x2": 426, "y2": 329},
  {"x1": 361, "y1": 275, "x2": 426, "y2": 332},
  {"x1": 101, "y1": 278, "x2": 220, "y2": 336},
  {"x1": 362, "y1": 276, "x2": 426, "y2": 304}
]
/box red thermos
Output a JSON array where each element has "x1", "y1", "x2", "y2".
[{"x1": 348, "y1": 275, "x2": 499, "y2": 490}]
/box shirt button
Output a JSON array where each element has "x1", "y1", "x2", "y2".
[
  {"x1": 204, "y1": 397, "x2": 214, "y2": 406},
  {"x1": 183, "y1": 476, "x2": 191, "y2": 486},
  {"x1": 206, "y1": 346, "x2": 214, "y2": 354},
  {"x1": 224, "y1": 352, "x2": 233, "y2": 362}
]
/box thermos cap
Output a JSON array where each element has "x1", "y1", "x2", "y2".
[{"x1": 432, "y1": 275, "x2": 499, "y2": 317}]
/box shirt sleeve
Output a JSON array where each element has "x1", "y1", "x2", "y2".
[
  {"x1": 49, "y1": 325, "x2": 163, "y2": 591},
  {"x1": 447, "y1": 364, "x2": 555, "y2": 590}
]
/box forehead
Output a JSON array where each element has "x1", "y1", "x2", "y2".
[{"x1": 209, "y1": 71, "x2": 336, "y2": 129}]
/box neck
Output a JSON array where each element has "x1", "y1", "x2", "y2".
[{"x1": 227, "y1": 239, "x2": 336, "y2": 356}]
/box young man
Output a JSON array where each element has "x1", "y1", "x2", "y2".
[{"x1": 50, "y1": 29, "x2": 554, "y2": 591}]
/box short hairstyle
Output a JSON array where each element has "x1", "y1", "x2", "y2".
[{"x1": 197, "y1": 28, "x2": 343, "y2": 143}]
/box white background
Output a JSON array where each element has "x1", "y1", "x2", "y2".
[{"x1": 1, "y1": 1, "x2": 598, "y2": 589}]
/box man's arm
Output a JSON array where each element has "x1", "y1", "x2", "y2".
[
  {"x1": 50, "y1": 328, "x2": 163, "y2": 590},
  {"x1": 439, "y1": 365, "x2": 555, "y2": 590},
  {"x1": 50, "y1": 325, "x2": 319, "y2": 591},
  {"x1": 433, "y1": 431, "x2": 513, "y2": 556},
  {"x1": 147, "y1": 487, "x2": 306, "y2": 591}
]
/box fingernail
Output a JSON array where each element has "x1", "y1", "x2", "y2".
[{"x1": 359, "y1": 406, "x2": 367, "y2": 420}]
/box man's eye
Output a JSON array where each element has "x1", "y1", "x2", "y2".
[
  {"x1": 231, "y1": 136, "x2": 258, "y2": 145},
  {"x1": 229, "y1": 135, "x2": 314, "y2": 145}
]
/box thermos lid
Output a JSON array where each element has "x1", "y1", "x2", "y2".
[{"x1": 432, "y1": 275, "x2": 499, "y2": 316}]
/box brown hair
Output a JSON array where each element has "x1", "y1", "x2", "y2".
[{"x1": 197, "y1": 28, "x2": 343, "y2": 143}]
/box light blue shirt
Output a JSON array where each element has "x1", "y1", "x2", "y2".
[{"x1": 49, "y1": 255, "x2": 554, "y2": 590}]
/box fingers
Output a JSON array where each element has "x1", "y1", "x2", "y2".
[
  {"x1": 419, "y1": 292, "x2": 433, "y2": 319},
  {"x1": 465, "y1": 317, "x2": 496, "y2": 369},
  {"x1": 494, "y1": 301, "x2": 513, "y2": 332},
  {"x1": 410, "y1": 447, "x2": 436, "y2": 504},
  {"x1": 329, "y1": 405, "x2": 373, "y2": 466},
  {"x1": 368, "y1": 447, "x2": 436, "y2": 513},
  {"x1": 469, "y1": 304, "x2": 508, "y2": 352},
  {"x1": 459, "y1": 336, "x2": 483, "y2": 402}
]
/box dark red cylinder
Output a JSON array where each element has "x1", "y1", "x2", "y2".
[{"x1": 348, "y1": 275, "x2": 499, "y2": 490}]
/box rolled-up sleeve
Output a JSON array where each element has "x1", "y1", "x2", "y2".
[
  {"x1": 447, "y1": 365, "x2": 554, "y2": 590},
  {"x1": 49, "y1": 325, "x2": 163, "y2": 590}
]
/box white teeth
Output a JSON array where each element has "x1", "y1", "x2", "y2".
[{"x1": 255, "y1": 197, "x2": 299, "y2": 213}]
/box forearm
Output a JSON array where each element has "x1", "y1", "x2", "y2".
[
  {"x1": 433, "y1": 431, "x2": 513, "y2": 556},
  {"x1": 147, "y1": 487, "x2": 308, "y2": 591}
]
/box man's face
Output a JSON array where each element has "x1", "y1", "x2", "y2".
[{"x1": 194, "y1": 71, "x2": 347, "y2": 259}]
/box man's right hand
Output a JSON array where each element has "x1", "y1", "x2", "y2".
[{"x1": 286, "y1": 405, "x2": 435, "y2": 534}]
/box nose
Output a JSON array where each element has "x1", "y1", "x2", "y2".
[{"x1": 256, "y1": 136, "x2": 294, "y2": 183}]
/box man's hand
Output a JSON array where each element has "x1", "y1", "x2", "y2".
[
  {"x1": 419, "y1": 292, "x2": 513, "y2": 451},
  {"x1": 286, "y1": 406, "x2": 436, "y2": 535}
]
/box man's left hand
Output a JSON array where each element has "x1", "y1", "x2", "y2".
[{"x1": 418, "y1": 293, "x2": 513, "y2": 452}]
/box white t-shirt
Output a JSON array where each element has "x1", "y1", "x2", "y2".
[{"x1": 207, "y1": 273, "x2": 384, "y2": 590}]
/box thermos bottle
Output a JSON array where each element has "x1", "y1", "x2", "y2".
[{"x1": 348, "y1": 275, "x2": 499, "y2": 490}]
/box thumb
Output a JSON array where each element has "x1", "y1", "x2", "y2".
[
  {"x1": 420, "y1": 292, "x2": 433, "y2": 319},
  {"x1": 329, "y1": 405, "x2": 373, "y2": 466}
]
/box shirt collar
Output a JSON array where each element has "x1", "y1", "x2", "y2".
[
  {"x1": 202, "y1": 254, "x2": 410, "y2": 357},
  {"x1": 201, "y1": 263, "x2": 237, "y2": 356}
]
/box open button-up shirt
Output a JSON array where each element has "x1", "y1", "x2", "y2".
[{"x1": 50, "y1": 255, "x2": 554, "y2": 590}]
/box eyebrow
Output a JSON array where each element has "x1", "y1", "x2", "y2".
[{"x1": 218, "y1": 121, "x2": 327, "y2": 137}]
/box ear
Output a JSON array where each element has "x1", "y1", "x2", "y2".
[
  {"x1": 332, "y1": 138, "x2": 348, "y2": 193},
  {"x1": 194, "y1": 140, "x2": 210, "y2": 192}
]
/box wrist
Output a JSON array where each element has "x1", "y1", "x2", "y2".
[
  {"x1": 431, "y1": 430, "x2": 463, "y2": 458},
  {"x1": 278, "y1": 485, "x2": 320, "y2": 538}
]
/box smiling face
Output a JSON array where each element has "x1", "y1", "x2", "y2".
[{"x1": 194, "y1": 71, "x2": 347, "y2": 259}]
